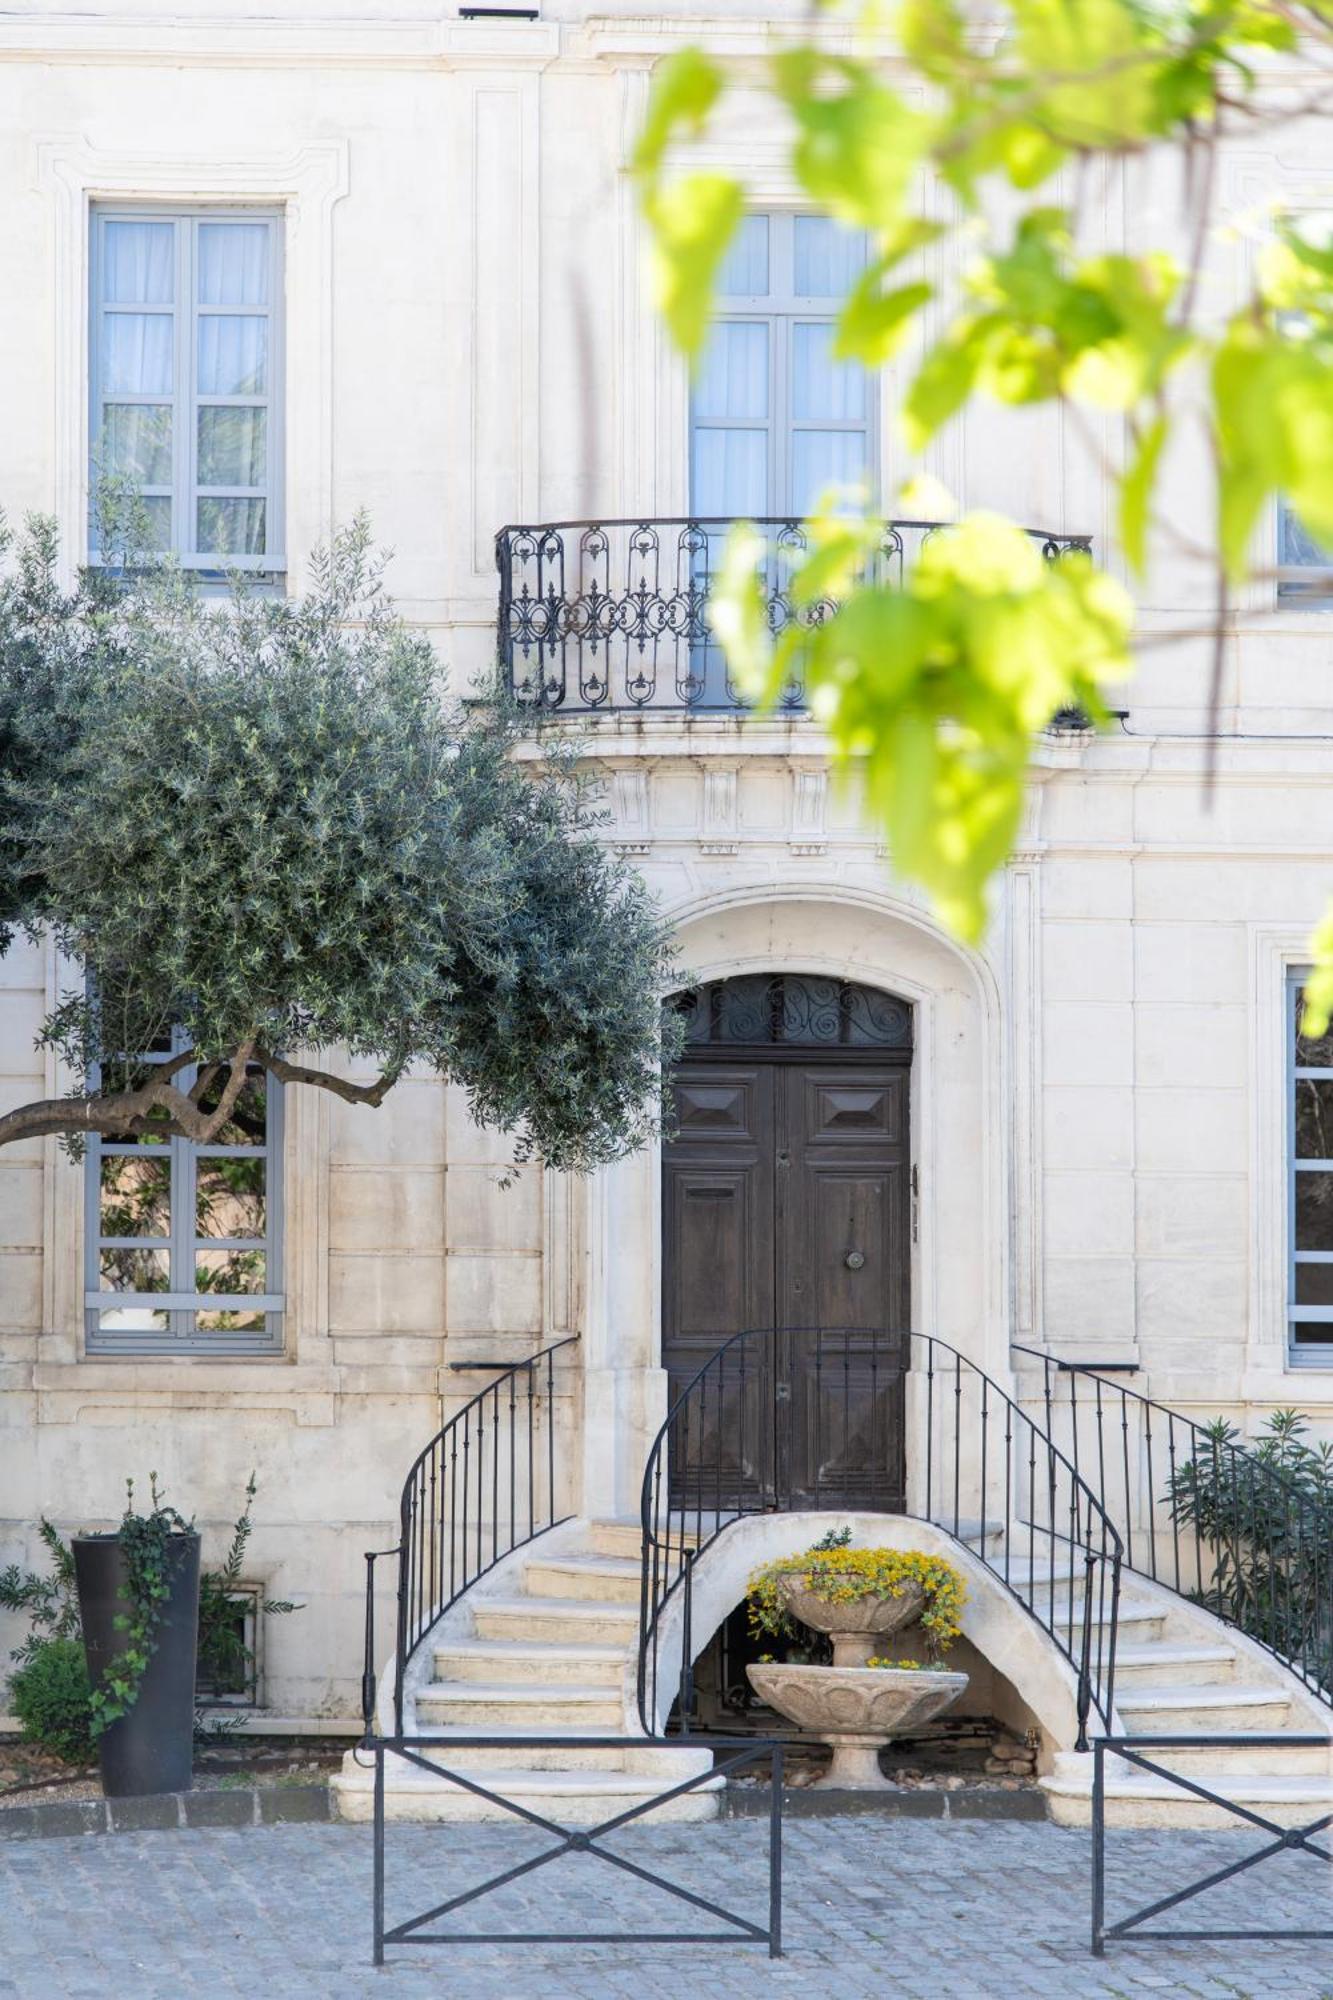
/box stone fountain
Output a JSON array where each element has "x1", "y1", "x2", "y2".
[{"x1": 746, "y1": 1570, "x2": 968, "y2": 1790}]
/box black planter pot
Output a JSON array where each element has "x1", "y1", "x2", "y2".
[{"x1": 72, "y1": 1531, "x2": 201, "y2": 1798}]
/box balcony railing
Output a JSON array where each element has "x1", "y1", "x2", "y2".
[{"x1": 496, "y1": 516, "x2": 1092, "y2": 715}]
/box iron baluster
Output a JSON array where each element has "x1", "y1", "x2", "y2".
[{"x1": 952, "y1": 1351, "x2": 962, "y2": 1536}]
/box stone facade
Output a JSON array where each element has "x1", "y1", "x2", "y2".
[{"x1": 2, "y1": 2, "x2": 1332, "y2": 1723}]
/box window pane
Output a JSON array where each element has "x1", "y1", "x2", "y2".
[
  {"x1": 103, "y1": 222, "x2": 174, "y2": 305},
  {"x1": 1294, "y1": 1264, "x2": 1333, "y2": 1305},
  {"x1": 791, "y1": 430, "x2": 871, "y2": 514},
  {"x1": 794, "y1": 217, "x2": 870, "y2": 298},
  {"x1": 1295, "y1": 1171, "x2": 1333, "y2": 1251},
  {"x1": 100, "y1": 1155, "x2": 172, "y2": 1239},
  {"x1": 103, "y1": 404, "x2": 172, "y2": 486},
  {"x1": 100, "y1": 1247, "x2": 170, "y2": 1292},
  {"x1": 197, "y1": 316, "x2": 267, "y2": 395},
  {"x1": 196, "y1": 1309, "x2": 267, "y2": 1333},
  {"x1": 197, "y1": 407, "x2": 266, "y2": 487},
  {"x1": 1295, "y1": 989, "x2": 1333, "y2": 1067},
  {"x1": 196, "y1": 1156, "x2": 266, "y2": 1239},
  {"x1": 197, "y1": 1069, "x2": 269, "y2": 1144},
  {"x1": 691, "y1": 429, "x2": 769, "y2": 517},
  {"x1": 1295, "y1": 1078, "x2": 1333, "y2": 1160},
  {"x1": 196, "y1": 1248, "x2": 266, "y2": 1295},
  {"x1": 694, "y1": 323, "x2": 769, "y2": 421},
  {"x1": 717, "y1": 216, "x2": 770, "y2": 298},
  {"x1": 198, "y1": 224, "x2": 269, "y2": 307},
  {"x1": 197, "y1": 498, "x2": 266, "y2": 557},
  {"x1": 1281, "y1": 505, "x2": 1329, "y2": 568},
  {"x1": 792, "y1": 322, "x2": 866, "y2": 421},
  {"x1": 99, "y1": 1307, "x2": 170, "y2": 1334},
  {"x1": 102, "y1": 313, "x2": 174, "y2": 395}
]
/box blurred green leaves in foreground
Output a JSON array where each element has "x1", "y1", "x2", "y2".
[{"x1": 634, "y1": 1, "x2": 1333, "y2": 1019}]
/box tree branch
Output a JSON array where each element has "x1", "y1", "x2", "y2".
[
  {"x1": 0, "y1": 1042, "x2": 257, "y2": 1151},
  {"x1": 257, "y1": 1051, "x2": 407, "y2": 1110}
]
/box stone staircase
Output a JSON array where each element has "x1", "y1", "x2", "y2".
[
  {"x1": 334, "y1": 1512, "x2": 1333, "y2": 1829},
  {"x1": 332, "y1": 1520, "x2": 718, "y2": 1825},
  {"x1": 1035, "y1": 1551, "x2": 1333, "y2": 1828}
]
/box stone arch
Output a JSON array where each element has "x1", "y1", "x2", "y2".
[
  {"x1": 577, "y1": 883, "x2": 1006, "y2": 1521},
  {"x1": 646, "y1": 1511, "x2": 1084, "y2": 1752}
]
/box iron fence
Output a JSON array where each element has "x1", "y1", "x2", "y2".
[
  {"x1": 1015, "y1": 1347, "x2": 1333, "y2": 1711},
  {"x1": 366, "y1": 1733, "x2": 784, "y2": 1960},
  {"x1": 362, "y1": 1335, "x2": 579, "y2": 1736},
  {"x1": 497, "y1": 517, "x2": 1092, "y2": 713},
  {"x1": 638, "y1": 1326, "x2": 1122, "y2": 1752},
  {"x1": 1092, "y1": 1733, "x2": 1333, "y2": 1952}
]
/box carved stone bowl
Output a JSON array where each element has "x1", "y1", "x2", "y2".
[
  {"x1": 772, "y1": 1573, "x2": 926, "y2": 1668},
  {"x1": 747, "y1": 1662, "x2": 969, "y2": 1790}
]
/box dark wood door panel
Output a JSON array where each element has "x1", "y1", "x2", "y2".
[{"x1": 662, "y1": 1043, "x2": 910, "y2": 1511}]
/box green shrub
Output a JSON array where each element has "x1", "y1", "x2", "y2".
[{"x1": 8, "y1": 1637, "x2": 94, "y2": 1764}]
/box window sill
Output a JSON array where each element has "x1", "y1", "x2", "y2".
[{"x1": 32, "y1": 1357, "x2": 338, "y2": 1425}]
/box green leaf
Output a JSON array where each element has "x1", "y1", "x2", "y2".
[
  {"x1": 836, "y1": 276, "x2": 933, "y2": 367},
  {"x1": 1119, "y1": 415, "x2": 1167, "y2": 580},
  {"x1": 643, "y1": 174, "x2": 744, "y2": 360},
  {"x1": 632, "y1": 49, "x2": 724, "y2": 180}
]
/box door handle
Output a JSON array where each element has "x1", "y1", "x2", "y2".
[{"x1": 845, "y1": 1250, "x2": 865, "y2": 1271}]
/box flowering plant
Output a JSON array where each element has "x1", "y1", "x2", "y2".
[{"x1": 746, "y1": 1541, "x2": 966, "y2": 1658}]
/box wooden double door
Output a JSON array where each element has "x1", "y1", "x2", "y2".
[{"x1": 662, "y1": 1049, "x2": 910, "y2": 1511}]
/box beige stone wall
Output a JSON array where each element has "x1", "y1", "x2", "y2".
[{"x1": 1, "y1": 4, "x2": 1332, "y2": 1718}]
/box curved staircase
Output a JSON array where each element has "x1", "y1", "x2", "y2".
[
  {"x1": 340, "y1": 1330, "x2": 1333, "y2": 1830},
  {"x1": 333, "y1": 1519, "x2": 718, "y2": 1825}
]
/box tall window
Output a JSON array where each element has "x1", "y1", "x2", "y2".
[
  {"x1": 1288, "y1": 969, "x2": 1333, "y2": 1365},
  {"x1": 85, "y1": 1039, "x2": 284, "y2": 1356},
  {"x1": 89, "y1": 206, "x2": 284, "y2": 573},
  {"x1": 690, "y1": 213, "x2": 876, "y2": 522}
]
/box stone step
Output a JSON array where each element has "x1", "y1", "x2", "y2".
[
  {"x1": 434, "y1": 1637, "x2": 628, "y2": 1688},
  {"x1": 337, "y1": 1763, "x2": 721, "y2": 1826},
  {"x1": 1111, "y1": 1643, "x2": 1238, "y2": 1688},
  {"x1": 588, "y1": 1520, "x2": 677, "y2": 1561},
  {"x1": 472, "y1": 1595, "x2": 641, "y2": 1647},
  {"x1": 524, "y1": 1554, "x2": 642, "y2": 1604},
  {"x1": 364, "y1": 1731, "x2": 713, "y2": 1777},
  {"x1": 1045, "y1": 1761, "x2": 1333, "y2": 1829},
  {"x1": 415, "y1": 1680, "x2": 625, "y2": 1731},
  {"x1": 1104, "y1": 1735, "x2": 1331, "y2": 1777},
  {"x1": 1052, "y1": 1602, "x2": 1167, "y2": 1642},
  {"x1": 1115, "y1": 1684, "x2": 1295, "y2": 1734}
]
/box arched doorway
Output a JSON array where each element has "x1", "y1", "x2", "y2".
[{"x1": 661, "y1": 972, "x2": 912, "y2": 1510}]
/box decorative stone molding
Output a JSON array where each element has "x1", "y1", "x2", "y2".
[
  {"x1": 700, "y1": 764, "x2": 740, "y2": 855},
  {"x1": 789, "y1": 763, "x2": 828, "y2": 856}
]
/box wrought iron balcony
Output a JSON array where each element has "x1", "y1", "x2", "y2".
[{"x1": 496, "y1": 516, "x2": 1092, "y2": 715}]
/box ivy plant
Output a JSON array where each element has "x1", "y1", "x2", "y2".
[
  {"x1": 634, "y1": 2, "x2": 1333, "y2": 1012},
  {"x1": 85, "y1": 1476, "x2": 194, "y2": 1740}
]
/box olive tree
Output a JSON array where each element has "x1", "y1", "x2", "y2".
[
  {"x1": 635, "y1": 1, "x2": 1333, "y2": 1010},
  {"x1": 0, "y1": 513, "x2": 675, "y2": 1165}
]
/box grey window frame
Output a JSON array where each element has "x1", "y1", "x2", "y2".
[
  {"x1": 88, "y1": 203, "x2": 286, "y2": 576},
  {"x1": 84, "y1": 1033, "x2": 284, "y2": 1358},
  {"x1": 689, "y1": 211, "x2": 880, "y2": 518},
  {"x1": 1287, "y1": 966, "x2": 1333, "y2": 1366}
]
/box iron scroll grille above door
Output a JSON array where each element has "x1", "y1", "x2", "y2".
[{"x1": 673, "y1": 974, "x2": 912, "y2": 1052}]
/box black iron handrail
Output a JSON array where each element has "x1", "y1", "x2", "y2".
[
  {"x1": 637, "y1": 1325, "x2": 1123, "y2": 1752},
  {"x1": 1013, "y1": 1345, "x2": 1333, "y2": 1709},
  {"x1": 362, "y1": 1334, "x2": 580, "y2": 1736},
  {"x1": 497, "y1": 517, "x2": 1092, "y2": 713}
]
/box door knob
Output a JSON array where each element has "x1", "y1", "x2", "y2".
[{"x1": 844, "y1": 1250, "x2": 865, "y2": 1271}]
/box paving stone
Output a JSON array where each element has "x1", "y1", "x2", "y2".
[
  {"x1": 2, "y1": 1816, "x2": 1333, "y2": 1996},
  {"x1": 258, "y1": 1784, "x2": 330, "y2": 1825},
  {"x1": 180, "y1": 1788, "x2": 255, "y2": 1828},
  {"x1": 0, "y1": 1801, "x2": 105, "y2": 1841},
  {"x1": 107, "y1": 1792, "x2": 183, "y2": 1832}
]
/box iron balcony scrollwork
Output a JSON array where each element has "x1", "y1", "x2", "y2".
[{"x1": 497, "y1": 517, "x2": 1093, "y2": 715}]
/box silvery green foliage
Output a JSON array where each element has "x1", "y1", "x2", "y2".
[{"x1": 0, "y1": 511, "x2": 677, "y2": 1169}]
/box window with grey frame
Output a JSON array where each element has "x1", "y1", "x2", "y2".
[
  {"x1": 1289, "y1": 967, "x2": 1333, "y2": 1364},
  {"x1": 88, "y1": 205, "x2": 284, "y2": 574},
  {"x1": 85, "y1": 1037, "x2": 284, "y2": 1356}
]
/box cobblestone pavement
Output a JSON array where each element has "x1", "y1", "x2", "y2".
[{"x1": 2, "y1": 1816, "x2": 1332, "y2": 2000}]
